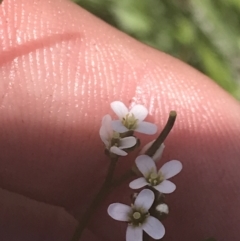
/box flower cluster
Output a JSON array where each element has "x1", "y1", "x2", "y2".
[
  {"x1": 100, "y1": 114, "x2": 137, "y2": 156},
  {"x1": 107, "y1": 155, "x2": 182, "y2": 241},
  {"x1": 100, "y1": 101, "x2": 182, "y2": 241}
]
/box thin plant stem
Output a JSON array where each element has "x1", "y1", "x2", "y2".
[
  {"x1": 70, "y1": 156, "x2": 118, "y2": 241},
  {"x1": 145, "y1": 111, "x2": 177, "y2": 157}
]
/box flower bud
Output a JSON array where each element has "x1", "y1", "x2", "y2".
[
  {"x1": 140, "y1": 140, "x2": 165, "y2": 162},
  {"x1": 156, "y1": 203, "x2": 169, "y2": 214}
]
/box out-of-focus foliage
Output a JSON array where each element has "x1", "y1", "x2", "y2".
[{"x1": 73, "y1": 0, "x2": 240, "y2": 100}]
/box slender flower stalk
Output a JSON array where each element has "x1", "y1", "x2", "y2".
[
  {"x1": 145, "y1": 111, "x2": 176, "y2": 157},
  {"x1": 70, "y1": 156, "x2": 118, "y2": 241}
]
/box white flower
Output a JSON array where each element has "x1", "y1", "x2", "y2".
[
  {"x1": 110, "y1": 101, "x2": 157, "y2": 135},
  {"x1": 129, "y1": 155, "x2": 182, "y2": 193},
  {"x1": 99, "y1": 115, "x2": 137, "y2": 156},
  {"x1": 108, "y1": 189, "x2": 165, "y2": 241},
  {"x1": 140, "y1": 140, "x2": 165, "y2": 162}
]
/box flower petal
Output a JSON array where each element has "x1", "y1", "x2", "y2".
[
  {"x1": 99, "y1": 115, "x2": 113, "y2": 145},
  {"x1": 119, "y1": 136, "x2": 137, "y2": 149},
  {"x1": 110, "y1": 146, "x2": 127, "y2": 156},
  {"x1": 140, "y1": 140, "x2": 165, "y2": 162},
  {"x1": 135, "y1": 122, "x2": 157, "y2": 135},
  {"x1": 142, "y1": 216, "x2": 165, "y2": 239},
  {"x1": 152, "y1": 143, "x2": 165, "y2": 162},
  {"x1": 129, "y1": 177, "x2": 148, "y2": 189},
  {"x1": 101, "y1": 114, "x2": 113, "y2": 134},
  {"x1": 107, "y1": 203, "x2": 131, "y2": 221},
  {"x1": 134, "y1": 189, "x2": 154, "y2": 210},
  {"x1": 135, "y1": 155, "x2": 157, "y2": 177},
  {"x1": 99, "y1": 126, "x2": 109, "y2": 146},
  {"x1": 126, "y1": 226, "x2": 142, "y2": 241},
  {"x1": 159, "y1": 160, "x2": 182, "y2": 179},
  {"x1": 129, "y1": 104, "x2": 148, "y2": 121},
  {"x1": 111, "y1": 101, "x2": 128, "y2": 119},
  {"x1": 154, "y1": 180, "x2": 176, "y2": 194},
  {"x1": 112, "y1": 120, "x2": 129, "y2": 133}
]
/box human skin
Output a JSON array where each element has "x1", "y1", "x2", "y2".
[{"x1": 0, "y1": 0, "x2": 240, "y2": 241}]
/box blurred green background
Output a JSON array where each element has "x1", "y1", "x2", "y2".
[{"x1": 73, "y1": 0, "x2": 240, "y2": 100}]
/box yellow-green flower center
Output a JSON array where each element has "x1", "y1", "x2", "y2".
[
  {"x1": 147, "y1": 171, "x2": 164, "y2": 186},
  {"x1": 128, "y1": 207, "x2": 148, "y2": 226},
  {"x1": 122, "y1": 113, "x2": 138, "y2": 130},
  {"x1": 110, "y1": 131, "x2": 121, "y2": 148},
  {"x1": 133, "y1": 212, "x2": 141, "y2": 219}
]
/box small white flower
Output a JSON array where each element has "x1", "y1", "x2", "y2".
[
  {"x1": 140, "y1": 140, "x2": 165, "y2": 162},
  {"x1": 108, "y1": 189, "x2": 165, "y2": 241},
  {"x1": 110, "y1": 101, "x2": 157, "y2": 135},
  {"x1": 100, "y1": 115, "x2": 137, "y2": 156},
  {"x1": 129, "y1": 155, "x2": 182, "y2": 193}
]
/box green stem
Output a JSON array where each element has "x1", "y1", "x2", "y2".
[{"x1": 70, "y1": 157, "x2": 118, "y2": 241}]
